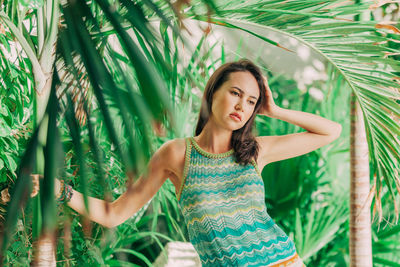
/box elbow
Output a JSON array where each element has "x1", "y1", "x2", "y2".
[
  {"x1": 101, "y1": 201, "x2": 137, "y2": 228},
  {"x1": 99, "y1": 202, "x2": 124, "y2": 229}
]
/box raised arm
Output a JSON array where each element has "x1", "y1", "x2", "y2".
[
  {"x1": 60, "y1": 139, "x2": 184, "y2": 228},
  {"x1": 255, "y1": 77, "x2": 342, "y2": 169}
]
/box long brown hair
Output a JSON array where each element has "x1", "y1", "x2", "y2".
[{"x1": 195, "y1": 59, "x2": 266, "y2": 165}]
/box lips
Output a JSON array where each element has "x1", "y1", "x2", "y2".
[{"x1": 229, "y1": 113, "x2": 242, "y2": 122}]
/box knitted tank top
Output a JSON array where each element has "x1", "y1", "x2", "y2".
[{"x1": 176, "y1": 137, "x2": 304, "y2": 267}]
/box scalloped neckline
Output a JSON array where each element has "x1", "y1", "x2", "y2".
[{"x1": 190, "y1": 137, "x2": 234, "y2": 158}]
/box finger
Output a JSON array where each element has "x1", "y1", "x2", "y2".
[
  {"x1": 262, "y1": 76, "x2": 271, "y2": 90},
  {"x1": 264, "y1": 84, "x2": 272, "y2": 97}
]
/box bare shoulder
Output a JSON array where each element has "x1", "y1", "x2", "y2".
[
  {"x1": 155, "y1": 138, "x2": 187, "y2": 190},
  {"x1": 158, "y1": 138, "x2": 186, "y2": 162}
]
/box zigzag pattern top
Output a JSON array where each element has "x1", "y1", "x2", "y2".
[{"x1": 177, "y1": 137, "x2": 305, "y2": 267}]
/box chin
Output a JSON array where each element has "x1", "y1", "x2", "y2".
[
  {"x1": 229, "y1": 123, "x2": 245, "y2": 131},
  {"x1": 222, "y1": 124, "x2": 239, "y2": 132},
  {"x1": 219, "y1": 118, "x2": 245, "y2": 131},
  {"x1": 234, "y1": 126, "x2": 245, "y2": 131}
]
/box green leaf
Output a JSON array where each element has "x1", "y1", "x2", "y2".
[
  {"x1": 0, "y1": 121, "x2": 11, "y2": 137},
  {"x1": 0, "y1": 34, "x2": 11, "y2": 53},
  {"x1": 96, "y1": 0, "x2": 171, "y2": 121},
  {"x1": 61, "y1": 2, "x2": 129, "y2": 169},
  {"x1": 19, "y1": 0, "x2": 43, "y2": 8},
  {"x1": 0, "y1": 101, "x2": 9, "y2": 116},
  {"x1": 41, "y1": 68, "x2": 63, "y2": 232},
  {"x1": 1, "y1": 124, "x2": 39, "y2": 254},
  {"x1": 5, "y1": 153, "x2": 17, "y2": 171},
  {"x1": 113, "y1": 248, "x2": 152, "y2": 266},
  {"x1": 65, "y1": 93, "x2": 89, "y2": 212}
]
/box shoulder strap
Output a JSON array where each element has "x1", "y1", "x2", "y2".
[{"x1": 177, "y1": 137, "x2": 192, "y2": 201}]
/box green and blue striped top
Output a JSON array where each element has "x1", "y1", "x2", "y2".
[{"x1": 177, "y1": 137, "x2": 304, "y2": 267}]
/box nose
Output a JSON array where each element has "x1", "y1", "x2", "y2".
[{"x1": 235, "y1": 101, "x2": 243, "y2": 111}]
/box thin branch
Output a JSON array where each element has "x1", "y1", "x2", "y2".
[{"x1": 0, "y1": 10, "x2": 44, "y2": 79}]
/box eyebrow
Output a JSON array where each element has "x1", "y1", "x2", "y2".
[{"x1": 231, "y1": 86, "x2": 259, "y2": 100}]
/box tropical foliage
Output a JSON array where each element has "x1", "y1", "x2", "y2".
[{"x1": 0, "y1": 0, "x2": 399, "y2": 266}]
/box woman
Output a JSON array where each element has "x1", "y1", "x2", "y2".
[{"x1": 2, "y1": 59, "x2": 342, "y2": 266}]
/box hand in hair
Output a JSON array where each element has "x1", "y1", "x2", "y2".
[{"x1": 258, "y1": 76, "x2": 279, "y2": 117}]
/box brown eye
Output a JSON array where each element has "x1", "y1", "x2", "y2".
[{"x1": 231, "y1": 91, "x2": 240, "y2": 96}]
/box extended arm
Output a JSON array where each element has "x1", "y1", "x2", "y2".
[
  {"x1": 0, "y1": 140, "x2": 183, "y2": 228},
  {"x1": 65, "y1": 142, "x2": 176, "y2": 228}
]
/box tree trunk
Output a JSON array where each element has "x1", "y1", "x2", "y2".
[
  {"x1": 34, "y1": 71, "x2": 53, "y2": 124},
  {"x1": 31, "y1": 2, "x2": 59, "y2": 265},
  {"x1": 31, "y1": 232, "x2": 56, "y2": 267},
  {"x1": 349, "y1": 92, "x2": 372, "y2": 266}
]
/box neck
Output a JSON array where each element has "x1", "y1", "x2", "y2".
[{"x1": 196, "y1": 120, "x2": 232, "y2": 154}]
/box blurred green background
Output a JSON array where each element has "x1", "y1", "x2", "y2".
[{"x1": 1, "y1": 0, "x2": 399, "y2": 266}]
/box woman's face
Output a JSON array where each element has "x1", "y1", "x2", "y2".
[{"x1": 210, "y1": 71, "x2": 260, "y2": 131}]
